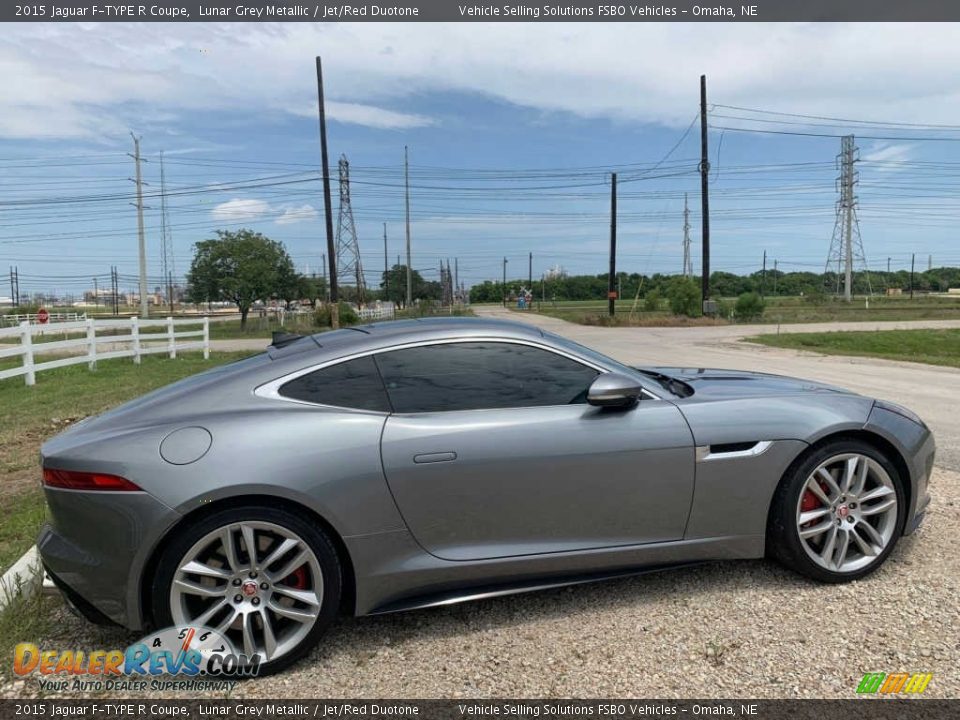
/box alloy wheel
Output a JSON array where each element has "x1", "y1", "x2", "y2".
[
  {"x1": 170, "y1": 521, "x2": 323, "y2": 662},
  {"x1": 796, "y1": 452, "x2": 899, "y2": 573}
]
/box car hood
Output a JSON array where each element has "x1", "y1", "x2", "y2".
[{"x1": 643, "y1": 366, "x2": 858, "y2": 400}]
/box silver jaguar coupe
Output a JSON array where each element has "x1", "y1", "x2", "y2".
[{"x1": 39, "y1": 317, "x2": 934, "y2": 674}]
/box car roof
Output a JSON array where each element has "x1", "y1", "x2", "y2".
[{"x1": 268, "y1": 316, "x2": 546, "y2": 362}]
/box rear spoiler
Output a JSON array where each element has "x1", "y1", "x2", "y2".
[{"x1": 269, "y1": 331, "x2": 305, "y2": 349}]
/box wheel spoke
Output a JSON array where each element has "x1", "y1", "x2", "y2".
[
  {"x1": 805, "y1": 477, "x2": 831, "y2": 505},
  {"x1": 260, "y1": 538, "x2": 300, "y2": 573},
  {"x1": 857, "y1": 520, "x2": 885, "y2": 547},
  {"x1": 241, "y1": 610, "x2": 256, "y2": 656},
  {"x1": 180, "y1": 560, "x2": 232, "y2": 580},
  {"x1": 849, "y1": 525, "x2": 878, "y2": 556},
  {"x1": 272, "y1": 584, "x2": 321, "y2": 607},
  {"x1": 816, "y1": 468, "x2": 842, "y2": 498},
  {"x1": 861, "y1": 497, "x2": 896, "y2": 516},
  {"x1": 859, "y1": 485, "x2": 894, "y2": 504},
  {"x1": 194, "y1": 599, "x2": 230, "y2": 627},
  {"x1": 832, "y1": 529, "x2": 850, "y2": 570},
  {"x1": 269, "y1": 549, "x2": 310, "y2": 582},
  {"x1": 260, "y1": 609, "x2": 278, "y2": 659},
  {"x1": 800, "y1": 521, "x2": 832, "y2": 539},
  {"x1": 799, "y1": 507, "x2": 831, "y2": 525},
  {"x1": 818, "y1": 523, "x2": 839, "y2": 565},
  {"x1": 268, "y1": 599, "x2": 318, "y2": 624},
  {"x1": 220, "y1": 526, "x2": 242, "y2": 572},
  {"x1": 241, "y1": 524, "x2": 258, "y2": 568},
  {"x1": 841, "y1": 457, "x2": 859, "y2": 494},
  {"x1": 174, "y1": 578, "x2": 225, "y2": 598}
]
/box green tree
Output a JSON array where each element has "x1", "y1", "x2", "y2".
[
  {"x1": 380, "y1": 265, "x2": 440, "y2": 305},
  {"x1": 734, "y1": 291, "x2": 766, "y2": 321},
  {"x1": 667, "y1": 277, "x2": 701, "y2": 317},
  {"x1": 643, "y1": 288, "x2": 662, "y2": 312},
  {"x1": 187, "y1": 229, "x2": 294, "y2": 328}
]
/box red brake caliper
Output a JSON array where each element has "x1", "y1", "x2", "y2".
[
  {"x1": 283, "y1": 565, "x2": 308, "y2": 590},
  {"x1": 800, "y1": 481, "x2": 830, "y2": 527}
]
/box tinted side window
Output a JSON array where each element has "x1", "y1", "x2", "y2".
[
  {"x1": 374, "y1": 342, "x2": 599, "y2": 413},
  {"x1": 278, "y1": 356, "x2": 390, "y2": 412}
]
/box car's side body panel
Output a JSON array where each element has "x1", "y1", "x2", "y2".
[{"x1": 381, "y1": 401, "x2": 695, "y2": 560}]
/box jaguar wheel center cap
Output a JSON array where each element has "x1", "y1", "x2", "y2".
[
  {"x1": 837, "y1": 505, "x2": 850, "y2": 519},
  {"x1": 242, "y1": 580, "x2": 259, "y2": 597}
]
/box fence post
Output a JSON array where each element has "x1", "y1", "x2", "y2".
[
  {"x1": 167, "y1": 316, "x2": 176, "y2": 359},
  {"x1": 86, "y1": 317, "x2": 97, "y2": 370},
  {"x1": 20, "y1": 321, "x2": 35, "y2": 386},
  {"x1": 130, "y1": 316, "x2": 141, "y2": 365},
  {"x1": 203, "y1": 317, "x2": 210, "y2": 360}
]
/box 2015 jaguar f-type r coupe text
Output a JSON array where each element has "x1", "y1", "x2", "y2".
[{"x1": 38, "y1": 318, "x2": 934, "y2": 674}]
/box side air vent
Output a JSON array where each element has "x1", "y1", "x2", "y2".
[{"x1": 695, "y1": 441, "x2": 773, "y2": 463}]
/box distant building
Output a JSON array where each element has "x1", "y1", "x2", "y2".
[{"x1": 885, "y1": 288, "x2": 903, "y2": 296}]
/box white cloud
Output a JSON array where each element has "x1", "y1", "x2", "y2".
[
  {"x1": 275, "y1": 203, "x2": 319, "y2": 225},
  {"x1": 862, "y1": 142, "x2": 915, "y2": 166},
  {"x1": 5, "y1": 24, "x2": 960, "y2": 139},
  {"x1": 210, "y1": 198, "x2": 270, "y2": 222}
]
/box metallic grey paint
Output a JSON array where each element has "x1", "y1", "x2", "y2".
[{"x1": 37, "y1": 317, "x2": 935, "y2": 631}]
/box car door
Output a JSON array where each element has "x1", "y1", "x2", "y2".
[{"x1": 377, "y1": 340, "x2": 696, "y2": 561}]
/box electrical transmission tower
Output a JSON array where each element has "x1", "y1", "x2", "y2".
[
  {"x1": 336, "y1": 154, "x2": 365, "y2": 303},
  {"x1": 824, "y1": 135, "x2": 871, "y2": 300},
  {"x1": 158, "y1": 153, "x2": 176, "y2": 309},
  {"x1": 682, "y1": 193, "x2": 693, "y2": 278}
]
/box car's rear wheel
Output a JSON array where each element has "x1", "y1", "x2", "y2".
[
  {"x1": 769, "y1": 439, "x2": 906, "y2": 583},
  {"x1": 152, "y1": 505, "x2": 340, "y2": 676}
]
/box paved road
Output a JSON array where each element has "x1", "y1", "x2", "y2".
[{"x1": 474, "y1": 308, "x2": 960, "y2": 471}]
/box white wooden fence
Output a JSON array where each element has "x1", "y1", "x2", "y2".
[
  {"x1": 1, "y1": 312, "x2": 86, "y2": 327},
  {"x1": 356, "y1": 304, "x2": 396, "y2": 321},
  {"x1": 0, "y1": 316, "x2": 210, "y2": 386}
]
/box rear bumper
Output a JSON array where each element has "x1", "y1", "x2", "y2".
[{"x1": 36, "y1": 487, "x2": 181, "y2": 630}]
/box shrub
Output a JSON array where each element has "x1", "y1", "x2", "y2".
[
  {"x1": 667, "y1": 277, "x2": 701, "y2": 317},
  {"x1": 643, "y1": 289, "x2": 662, "y2": 312},
  {"x1": 734, "y1": 291, "x2": 766, "y2": 321},
  {"x1": 314, "y1": 301, "x2": 359, "y2": 328}
]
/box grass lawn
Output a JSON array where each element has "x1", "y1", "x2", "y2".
[
  {"x1": 746, "y1": 329, "x2": 960, "y2": 369},
  {"x1": 0, "y1": 351, "x2": 256, "y2": 577}
]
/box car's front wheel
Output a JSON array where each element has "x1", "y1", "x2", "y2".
[
  {"x1": 152, "y1": 505, "x2": 341, "y2": 676},
  {"x1": 769, "y1": 439, "x2": 906, "y2": 583}
]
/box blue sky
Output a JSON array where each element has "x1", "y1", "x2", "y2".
[{"x1": 3, "y1": 22, "x2": 960, "y2": 299}]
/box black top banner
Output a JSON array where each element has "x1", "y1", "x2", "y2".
[{"x1": 6, "y1": 1, "x2": 960, "y2": 23}]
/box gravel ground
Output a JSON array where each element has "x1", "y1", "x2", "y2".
[{"x1": 4, "y1": 467, "x2": 957, "y2": 700}]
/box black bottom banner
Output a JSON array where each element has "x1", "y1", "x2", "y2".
[{"x1": 0, "y1": 700, "x2": 957, "y2": 720}]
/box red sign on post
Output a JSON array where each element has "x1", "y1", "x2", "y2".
[{"x1": 36, "y1": 308, "x2": 49, "y2": 324}]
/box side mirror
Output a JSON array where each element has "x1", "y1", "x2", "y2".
[{"x1": 587, "y1": 373, "x2": 644, "y2": 408}]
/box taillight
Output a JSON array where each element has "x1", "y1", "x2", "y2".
[{"x1": 42, "y1": 468, "x2": 142, "y2": 491}]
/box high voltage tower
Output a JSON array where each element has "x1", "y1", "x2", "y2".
[
  {"x1": 682, "y1": 193, "x2": 693, "y2": 278},
  {"x1": 158, "y1": 152, "x2": 176, "y2": 308},
  {"x1": 824, "y1": 135, "x2": 872, "y2": 300},
  {"x1": 336, "y1": 154, "x2": 365, "y2": 302}
]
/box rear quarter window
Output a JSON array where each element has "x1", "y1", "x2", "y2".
[{"x1": 278, "y1": 355, "x2": 390, "y2": 412}]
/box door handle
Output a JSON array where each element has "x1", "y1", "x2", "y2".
[{"x1": 413, "y1": 452, "x2": 457, "y2": 464}]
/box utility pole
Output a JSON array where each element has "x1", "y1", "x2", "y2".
[
  {"x1": 761, "y1": 250, "x2": 767, "y2": 299},
  {"x1": 682, "y1": 193, "x2": 692, "y2": 278},
  {"x1": 316, "y1": 56, "x2": 339, "y2": 327},
  {"x1": 159, "y1": 151, "x2": 175, "y2": 312},
  {"x1": 383, "y1": 223, "x2": 388, "y2": 298},
  {"x1": 608, "y1": 171, "x2": 617, "y2": 317},
  {"x1": 773, "y1": 259, "x2": 778, "y2": 296},
  {"x1": 528, "y1": 252, "x2": 532, "y2": 293},
  {"x1": 910, "y1": 253, "x2": 915, "y2": 299},
  {"x1": 9, "y1": 267, "x2": 18, "y2": 308},
  {"x1": 111, "y1": 266, "x2": 119, "y2": 316},
  {"x1": 335, "y1": 155, "x2": 365, "y2": 302},
  {"x1": 824, "y1": 135, "x2": 870, "y2": 300},
  {"x1": 502, "y1": 257, "x2": 508, "y2": 308},
  {"x1": 167, "y1": 271, "x2": 174, "y2": 314},
  {"x1": 699, "y1": 75, "x2": 711, "y2": 312},
  {"x1": 129, "y1": 133, "x2": 148, "y2": 318},
  {"x1": 93, "y1": 277, "x2": 99, "y2": 307},
  {"x1": 454, "y1": 258, "x2": 459, "y2": 303},
  {"x1": 404, "y1": 145, "x2": 412, "y2": 307},
  {"x1": 887, "y1": 257, "x2": 891, "y2": 273}
]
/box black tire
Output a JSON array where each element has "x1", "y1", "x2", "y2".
[
  {"x1": 152, "y1": 504, "x2": 341, "y2": 677},
  {"x1": 768, "y1": 438, "x2": 906, "y2": 583}
]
